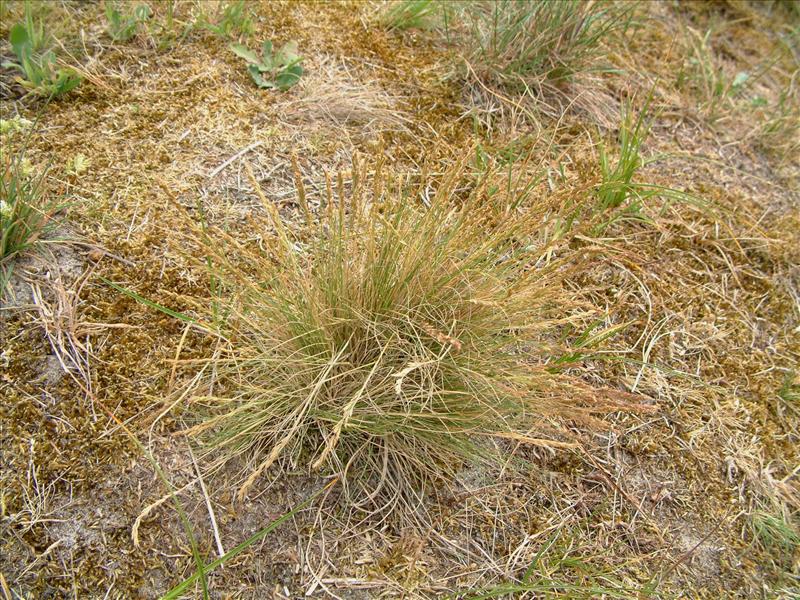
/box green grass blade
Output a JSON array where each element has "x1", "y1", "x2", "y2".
[
  {"x1": 89, "y1": 398, "x2": 210, "y2": 600},
  {"x1": 100, "y1": 276, "x2": 198, "y2": 324},
  {"x1": 160, "y1": 478, "x2": 337, "y2": 599}
]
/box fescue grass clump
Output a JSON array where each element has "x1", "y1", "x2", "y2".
[
  {"x1": 177, "y1": 157, "x2": 632, "y2": 514},
  {"x1": 380, "y1": 0, "x2": 632, "y2": 86}
]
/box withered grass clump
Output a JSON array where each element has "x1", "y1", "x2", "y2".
[{"x1": 179, "y1": 157, "x2": 632, "y2": 514}]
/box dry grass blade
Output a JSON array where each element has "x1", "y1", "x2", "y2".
[{"x1": 278, "y1": 58, "x2": 410, "y2": 134}]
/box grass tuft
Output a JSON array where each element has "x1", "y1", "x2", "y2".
[
  {"x1": 596, "y1": 101, "x2": 651, "y2": 214},
  {"x1": 0, "y1": 136, "x2": 60, "y2": 294},
  {"x1": 589, "y1": 99, "x2": 714, "y2": 233},
  {"x1": 752, "y1": 510, "x2": 800, "y2": 558},
  {"x1": 379, "y1": 0, "x2": 633, "y2": 119},
  {"x1": 171, "y1": 157, "x2": 640, "y2": 516},
  {"x1": 778, "y1": 371, "x2": 799, "y2": 406},
  {"x1": 459, "y1": 0, "x2": 633, "y2": 91}
]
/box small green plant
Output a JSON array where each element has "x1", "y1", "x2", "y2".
[
  {"x1": 21, "y1": 0, "x2": 48, "y2": 54},
  {"x1": 150, "y1": 0, "x2": 195, "y2": 51},
  {"x1": 230, "y1": 40, "x2": 303, "y2": 90},
  {"x1": 2, "y1": 22, "x2": 81, "y2": 98},
  {"x1": 589, "y1": 100, "x2": 710, "y2": 233},
  {"x1": 1, "y1": 146, "x2": 59, "y2": 294},
  {"x1": 0, "y1": 117, "x2": 34, "y2": 136},
  {"x1": 379, "y1": 0, "x2": 441, "y2": 30},
  {"x1": 66, "y1": 153, "x2": 91, "y2": 177},
  {"x1": 595, "y1": 102, "x2": 652, "y2": 216},
  {"x1": 198, "y1": 0, "x2": 254, "y2": 39},
  {"x1": 105, "y1": 2, "x2": 152, "y2": 42}
]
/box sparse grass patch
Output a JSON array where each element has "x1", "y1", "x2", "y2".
[
  {"x1": 378, "y1": 0, "x2": 441, "y2": 31},
  {"x1": 196, "y1": 0, "x2": 254, "y2": 40},
  {"x1": 459, "y1": 0, "x2": 632, "y2": 90},
  {"x1": 587, "y1": 100, "x2": 711, "y2": 233},
  {"x1": 0, "y1": 137, "x2": 59, "y2": 294},
  {"x1": 147, "y1": 0, "x2": 188, "y2": 49},
  {"x1": 676, "y1": 26, "x2": 754, "y2": 121},
  {"x1": 277, "y1": 58, "x2": 408, "y2": 135},
  {"x1": 171, "y1": 158, "x2": 637, "y2": 516},
  {"x1": 455, "y1": 529, "x2": 644, "y2": 599},
  {"x1": 752, "y1": 70, "x2": 800, "y2": 161}
]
